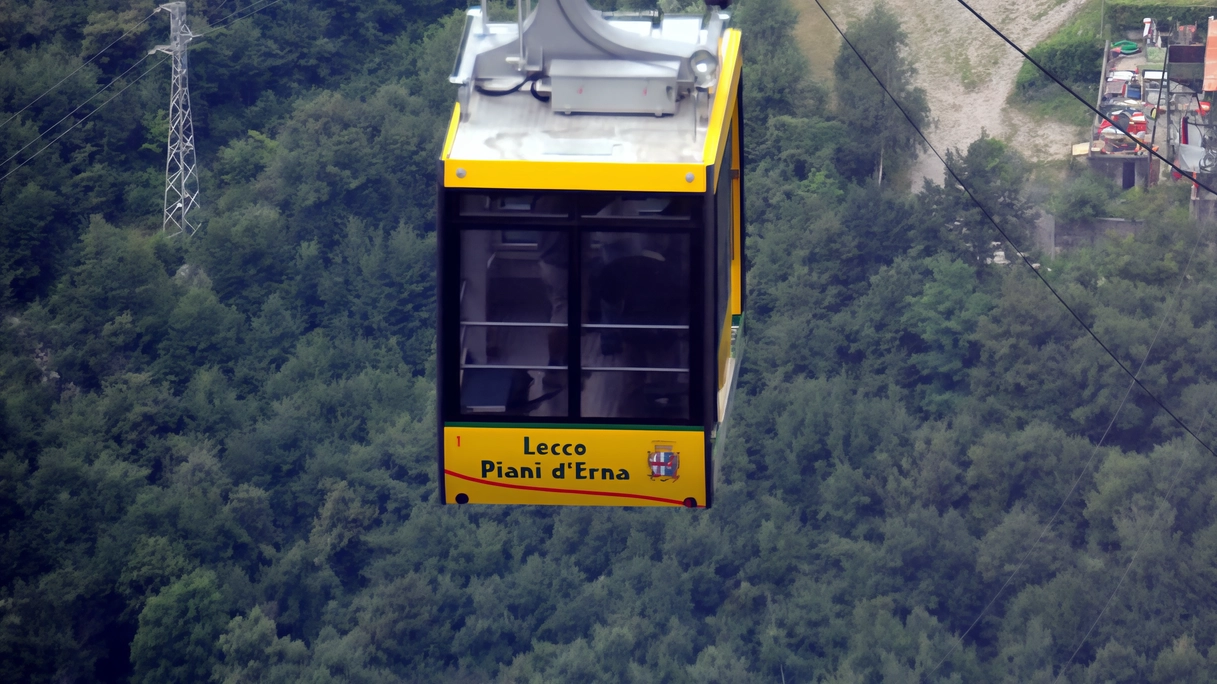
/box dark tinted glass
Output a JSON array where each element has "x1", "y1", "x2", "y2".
[
  {"x1": 459, "y1": 193, "x2": 571, "y2": 217},
  {"x1": 445, "y1": 190, "x2": 701, "y2": 425}
]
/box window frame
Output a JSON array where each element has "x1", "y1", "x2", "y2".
[
  {"x1": 715, "y1": 129, "x2": 735, "y2": 342},
  {"x1": 440, "y1": 188, "x2": 706, "y2": 427}
]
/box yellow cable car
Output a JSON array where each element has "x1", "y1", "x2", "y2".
[{"x1": 438, "y1": 0, "x2": 744, "y2": 507}]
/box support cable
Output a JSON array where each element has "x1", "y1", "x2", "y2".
[
  {"x1": 211, "y1": 0, "x2": 234, "y2": 20},
  {"x1": 0, "y1": 57, "x2": 169, "y2": 184},
  {"x1": 0, "y1": 10, "x2": 159, "y2": 130},
  {"x1": 1, "y1": 54, "x2": 152, "y2": 172},
  {"x1": 940, "y1": 1, "x2": 1217, "y2": 674},
  {"x1": 198, "y1": 0, "x2": 288, "y2": 36},
  {"x1": 953, "y1": 0, "x2": 1217, "y2": 200},
  {"x1": 943, "y1": 220, "x2": 1204, "y2": 675},
  {"x1": 1, "y1": 0, "x2": 285, "y2": 192},
  {"x1": 2, "y1": 0, "x2": 284, "y2": 145}
]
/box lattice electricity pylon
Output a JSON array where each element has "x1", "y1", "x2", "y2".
[{"x1": 151, "y1": 2, "x2": 199, "y2": 237}]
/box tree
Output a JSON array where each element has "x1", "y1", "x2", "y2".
[
  {"x1": 1149, "y1": 635, "x2": 1208, "y2": 684},
  {"x1": 214, "y1": 606, "x2": 309, "y2": 684},
  {"x1": 1049, "y1": 170, "x2": 1117, "y2": 222},
  {"x1": 732, "y1": 0, "x2": 824, "y2": 144},
  {"x1": 902, "y1": 254, "x2": 992, "y2": 415},
  {"x1": 832, "y1": 3, "x2": 929, "y2": 185},
  {"x1": 919, "y1": 135, "x2": 1034, "y2": 266},
  {"x1": 8, "y1": 0, "x2": 1217, "y2": 679},
  {"x1": 153, "y1": 287, "x2": 245, "y2": 386},
  {"x1": 130, "y1": 569, "x2": 228, "y2": 684},
  {"x1": 40, "y1": 218, "x2": 178, "y2": 388}
]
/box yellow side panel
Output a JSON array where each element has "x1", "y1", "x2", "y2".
[
  {"x1": 704, "y1": 29, "x2": 743, "y2": 190},
  {"x1": 443, "y1": 426, "x2": 707, "y2": 507},
  {"x1": 442, "y1": 159, "x2": 705, "y2": 194}
]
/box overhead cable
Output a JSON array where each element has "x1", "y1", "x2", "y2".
[
  {"x1": 815, "y1": 0, "x2": 1217, "y2": 673},
  {"x1": 0, "y1": 10, "x2": 159, "y2": 130},
  {"x1": 1, "y1": 54, "x2": 152, "y2": 172},
  {"x1": 943, "y1": 1, "x2": 1217, "y2": 674},
  {"x1": 944, "y1": 209, "x2": 1206, "y2": 675},
  {"x1": 2, "y1": 0, "x2": 287, "y2": 184},
  {"x1": 211, "y1": 0, "x2": 234, "y2": 19},
  {"x1": 1053, "y1": 391, "x2": 1217, "y2": 682}
]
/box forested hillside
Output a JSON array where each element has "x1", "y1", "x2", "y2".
[{"x1": 3, "y1": 0, "x2": 1217, "y2": 681}]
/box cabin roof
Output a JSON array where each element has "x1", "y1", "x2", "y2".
[{"x1": 447, "y1": 14, "x2": 736, "y2": 166}]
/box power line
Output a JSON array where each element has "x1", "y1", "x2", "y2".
[
  {"x1": 0, "y1": 57, "x2": 169, "y2": 184},
  {"x1": 1, "y1": 54, "x2": 152, "y2": 172},
  {"x1": 206, "y1": 0, "x2": 270, "y2": 30},
  {"x1": 1, "y1": 0, "x2": 285, "y2": 187},
  {"x1": 0, "y1": 10, "x2": 158, "y2": 130},
  {"x1": 953, "y1": 0, "x2": 1217, "y2": 202}
]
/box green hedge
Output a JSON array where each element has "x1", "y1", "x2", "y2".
[
  {"x1": 1016, "y1": 30, "x2": 1103, "y2": 93},
  {"x1": 1109, "y1": 4, "x2": 1217, "y2": 32}
]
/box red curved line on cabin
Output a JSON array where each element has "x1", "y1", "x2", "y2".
[{"x1": 443, "y1": 469, "x2": 698, "y2": 507}]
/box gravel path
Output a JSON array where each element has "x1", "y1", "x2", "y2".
[{"x1": 790, "y1": 0, "x2": 1092, "y2": 187}]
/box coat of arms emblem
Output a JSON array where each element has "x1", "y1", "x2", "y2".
[{"x1": 647, "y1": 444, "x2": 679, "y2": 481}]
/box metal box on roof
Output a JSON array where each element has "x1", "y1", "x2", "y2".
[{"x1": 549, "y1": 59, "x2": 680, "y2": 115}]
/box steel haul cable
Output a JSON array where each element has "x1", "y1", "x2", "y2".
[
  {"x1": 810, "y1": 0, "x2": 1216, "y2": 459},
  {"x1": 953, "y1": 0, "x2": 1217, "y2": 202},
  {"x1": 941, "y1": 220, "x2": 1204, "y2": 675},
  {"x1": 1052, "y1": 393, "x2": 1217, "y2": 681},
  {"x1": 810, "y1": 0, "x2": 1217, "y2": 674},
  {"x1": 942, "y1": 1, "x2": 1217, "y2": 675}
]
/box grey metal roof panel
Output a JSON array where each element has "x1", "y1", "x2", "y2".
[{"x1": 450, "y1": 77, "x2": 715, "y2": 164}]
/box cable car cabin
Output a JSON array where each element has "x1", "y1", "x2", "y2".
[{"x1": 437, "y1": 0, "x2": 744, "y2": 507}]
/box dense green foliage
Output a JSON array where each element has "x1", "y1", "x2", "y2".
[
  {"x1": 1049, "y1": 170, "x2": 1119, "y2": 222},
  {"x1": 1015, "y1": 3, "x2": 1103, "y2": 97},
  {"x1": 3, "y1": 0, "x2": 1217, "y2": 681}
]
